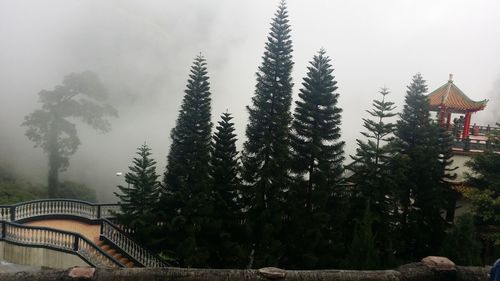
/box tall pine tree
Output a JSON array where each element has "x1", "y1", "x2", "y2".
[
  {"x1": 347, "y1": 88, "x2": 397, "y2": 265},
  {"x1": 286, "y1": 49, "x2": 344, "y2": 268},
  {"x1": 207, "y1": 111, "x2": 245, "y2": 268},
  {"x1": 393, "y1": 73, "x2": 446, "y2": 259},
  {"x1": 162, "y1": 55, "x2": 213, "y2": 267},
  {"x1": 115, "y1": 143, "x2": 161, "y2": 249},
  {"x1": 241, "y1": 0, "x2": 294, "y2": 267}
]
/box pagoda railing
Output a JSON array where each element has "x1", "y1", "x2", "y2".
[
  {"x1": 452, "y1": 137, "x2": 499, "y2": 153},
  {"x1": 468, "y1": 124, "x2": 500, "y2": 135},
  {"x1": 449, "y1": 123, "x2": 499, "y2": 153},
  {"x1": 452, "y1": 124, "x2": 499, "y2": 138}
]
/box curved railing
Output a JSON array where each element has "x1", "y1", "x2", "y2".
[
  {"x1": 0, "y1": 199, "x2": 120, "y2": 222},
  {"x1": 0, "y1": 199, "x2": 167, "y2": 268},
  {"x1": 100, "y1": 219, "x2": 168, "y2": 267},
  {"x1": 0, "y1": 221, "x2": 123, "y2": 268}
]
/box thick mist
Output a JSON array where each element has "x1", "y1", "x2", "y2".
[{"x1": 1, "y1": 0, "x2": 499, "y2": 201}]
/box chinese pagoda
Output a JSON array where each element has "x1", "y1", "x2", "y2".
[{"x1": 427, "y1": 74, "x2": 488, "y2": 139}]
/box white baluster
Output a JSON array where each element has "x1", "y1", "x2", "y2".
[{"x1": 21, "y1": 228, "x2": 27, "y2": 241}]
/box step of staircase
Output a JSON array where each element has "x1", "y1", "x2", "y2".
[{"x1": 94, "y1": 237, "x2": 135, "y2": 268}]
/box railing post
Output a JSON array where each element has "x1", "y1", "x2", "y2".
[
  {"x1": 10, "y1": 206, "x2": 15, "y2": 221},
  {"x1": 464, "y1": 136, "x2": 471, "y2": 152},
  {"x1": 73, "y1": 235, "x2": 79, "y2": 251},
  {"x1": 97, "y1": 205, "x2": 101, "y2": 219},
  {"x1": 1, "y1": 221, "x2": 5, "y2": 239}
]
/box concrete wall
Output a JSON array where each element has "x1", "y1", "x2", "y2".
[
  {"x1": 452, "y1": 154, "x2": 473, "y2": 182},
  {"x1": 0, "y1": 241, "x2": 89, "y2": 269},
  {"x1": 451, "y1": 154, "x2": 474, "y2": 218},
  {"x1": 0, "y1": 263, "x2": 491, "y2": 281}
]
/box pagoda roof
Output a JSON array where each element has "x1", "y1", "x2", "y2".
[{"x1": 427, "y1": 74, "x2": 488, "y2": 113}]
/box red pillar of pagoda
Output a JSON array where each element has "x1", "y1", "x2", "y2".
[
  {"x1": 446, "y1": 112, "x2": 451, "y2": 130},
  {"x1": 462, "y1": 111, "x2": 472, "y2": 139},
  {"x1": 438, "y1": 107, "x2": 447, "y2": 127}
]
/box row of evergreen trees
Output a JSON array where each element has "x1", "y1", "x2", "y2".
[{"x1": 115, "y1": 1, "x2": 459, "y2": 269}]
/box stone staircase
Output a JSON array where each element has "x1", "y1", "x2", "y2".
[{"x1": 94, "y1": 237, "x2": 135, "y2": 268}]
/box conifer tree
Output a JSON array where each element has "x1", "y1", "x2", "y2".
[
  {"x1": 162, "y1": 55, "x2": 213, "y2": 267},
  {"x1": 241, "y1": 0, "x2": 294, "y2": 267},
  {"x1": 115, "y1": 143, "x2": 161, "y2": 248},
  {"x1": 345, "y1": 203, "x2": 380, "y2": 269},
  {"x1": 347, "y1": 88, "x2": 397, "y2": 263},
  {"x1": 393, "y1": 73, "x2": 446, "y2": 259},
  {"x1": 210, "y1": 112, "x2": 240, "y2": 204},
  {"x1": 286, "y1": 49, "x2": 344, "y2": 268},
  {"x1": 349, "y1": 88, "x2": 396, "y2": 200},
  {"x1": 440, "y1": 214, "x2": 482, "y2": 266},
  {"x1": 208, "y1": 112, "x2": 245, "y2": 268}
]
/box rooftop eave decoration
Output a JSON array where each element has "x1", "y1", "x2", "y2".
[{"x1": 427, "y1": 74, "x2": 488, "y2": 114}]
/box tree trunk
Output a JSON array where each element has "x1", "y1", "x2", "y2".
[{"x1": 47, "y1": 117, "x2": 60, "y2": 198}]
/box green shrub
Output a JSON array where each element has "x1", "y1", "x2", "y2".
[{"x1": 440, "y1": 214, "x2": 482, "y2": 265}]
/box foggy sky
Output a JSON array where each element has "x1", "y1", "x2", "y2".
[{"x1": 1, "y1": 0, "x2": 499, "y2": 201}]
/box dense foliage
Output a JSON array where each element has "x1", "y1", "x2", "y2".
[
  {"x1": 0, "y1": 164, "x2": 96, "y2": 204},
  {"x1": 57, "y1": 181, "x2": 97, "y2": 202},
  {"x1": 464, "y1": 134, "x2": 500, "y2": 250},
  {"x1": 440, "y1": 214, "x2": 482, "y2": 266},
  {"x1": 345, "y1": 203, "x2": 380, "y2": 269}
]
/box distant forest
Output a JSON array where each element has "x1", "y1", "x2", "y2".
[{"x1": 6, "y1": 1, "x2": 499, "y2": 270}]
